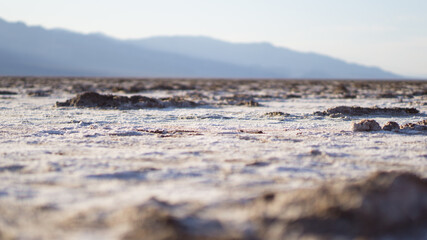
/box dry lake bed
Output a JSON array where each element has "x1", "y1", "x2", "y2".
[{"x1": 0, "y1": 77, "x2": 426, "y2": 240}]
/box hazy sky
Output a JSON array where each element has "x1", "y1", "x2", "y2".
[{"x1": 1, "y1": 0, "x2": 426, "y2": 77}]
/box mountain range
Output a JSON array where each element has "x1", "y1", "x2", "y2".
[{"x1": 0, "y1": 18, "x2": 401, "y2": 79}]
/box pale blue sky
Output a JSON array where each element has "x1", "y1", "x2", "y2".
[{"x1": 1, "y1": 0, "x2": 426, "y2": 77}]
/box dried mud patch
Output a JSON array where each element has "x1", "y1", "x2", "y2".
[
  {"x1": 318, "y1": 106, "x2": 419, "y2": 117},
  {"x1": 56, "y1": 92, "x2": 200, "y2": 109},
  {"x1": 55, "y1": 91, "x2": 265, "y2": 109},
  {"x1": 250, "y1": 171, "x2": 427, "y2": 239}
]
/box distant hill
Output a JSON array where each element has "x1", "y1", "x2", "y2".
[
  {"x1": 0, "y1": 18, "x2": 401, "y2": 78},
  {"x1": 0, "y1": 18, "x2": 276, "y2": 78},
  {"x1": 130, "y1": 36, "x2": 401, "y2": 79}
]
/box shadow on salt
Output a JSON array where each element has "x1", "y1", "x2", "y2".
[
  {"x1": 87, "y1": 168, "x2": 158, "y2": 181},
  {"x1": 274, "y1": 166, "x2": 326, "y2": 179}
]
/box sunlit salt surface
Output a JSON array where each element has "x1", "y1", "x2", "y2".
[{"x1": 0, "y1": 78, "x2": 426, "y2": 239}]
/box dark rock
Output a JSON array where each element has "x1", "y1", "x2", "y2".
[
  {"x1": 322, "y1": 106, "x2": 419, "y2": 116},
  {"x1": 310, "y1": 149, "x2": 322, "y2": 156},
  {"x1": 401, "y1": 122, "x2": 427, "y2": 131},
  {"x1": 246, "y1": 162, "x2": 270, "y2": 167},
  {"x1": 146, "y1": 83, "x2": 195, "y2": 91},
  {"x1": 262, "y1": 193, "x2": 276, "y2": 202},
  {"x1": 239, "y1": 129, "x2": 264, "y2": 134},
  {"x1": 218, "y1": 94, "x2": 261, "y2": 107},
  {"x1": 120, "y1": 201, "x2": 235, "y2": 240},
  {"x1": 285, "y1": 94, "x2": 301, "y2": 99},
  {"x1": 160, "y1": 96, "x2": 199, "y2": 108},
  {"x1": 265, "y1": 112, "x2": 289, "y2": 117},
  {"x1": 123, "y1": 84, "x2": 146, "y2": 93},
  {"x1": 237, "y1": 100, "x2": 260, "y2": 107},
  {"x1": 0, "y1": 90, "x2": 17, "y2": 95},
  {"x1": 87, "y1": 169, "x2": 157, "y2": 181},
  {"x1": 329, "y1": 113, "x2": 345, "y2": 118},
  {"x1": 313, "y1": 111, "x2": 326, "y2": 116},
  {"x1": 27, "y1": 89, "x2": 52, "y2": 97},
  {"x1": 121, "y1": 207, "x2": 186, "y2": 240},
  {"x1": 399, "y1": 119, "x2": 427, "y2": 131},
  {"x1": 417, "y1": 119, "x2": 427, "y2": 125},
  {"x1": 333, "y1": 84, "x2": 349, "y2": 94},
  {"x1": 0, "y1": 165, "x2": 25, "y2": 173},
  {"x1": 412, "y1": 90, "x2": 427, "y2": 96},
  {"x1": 353, "y1": 119, "x2": 382, "y2": 131},
  {"x1": 377, "y1": 93, "x2": 399, "y2": 98},
  {"x1": 55, "y1": 92, "x2": 199, "y2": 109},
  {"x1": 382, "y1": 121, "x2": 400, "y2": 131},
  {"x1": 68, "y1": 83, "x2": 96, "y2": 93}
]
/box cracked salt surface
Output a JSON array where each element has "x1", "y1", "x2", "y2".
[{"x1": 0, "y1": 79, "x2": 426, "y2": 239}]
